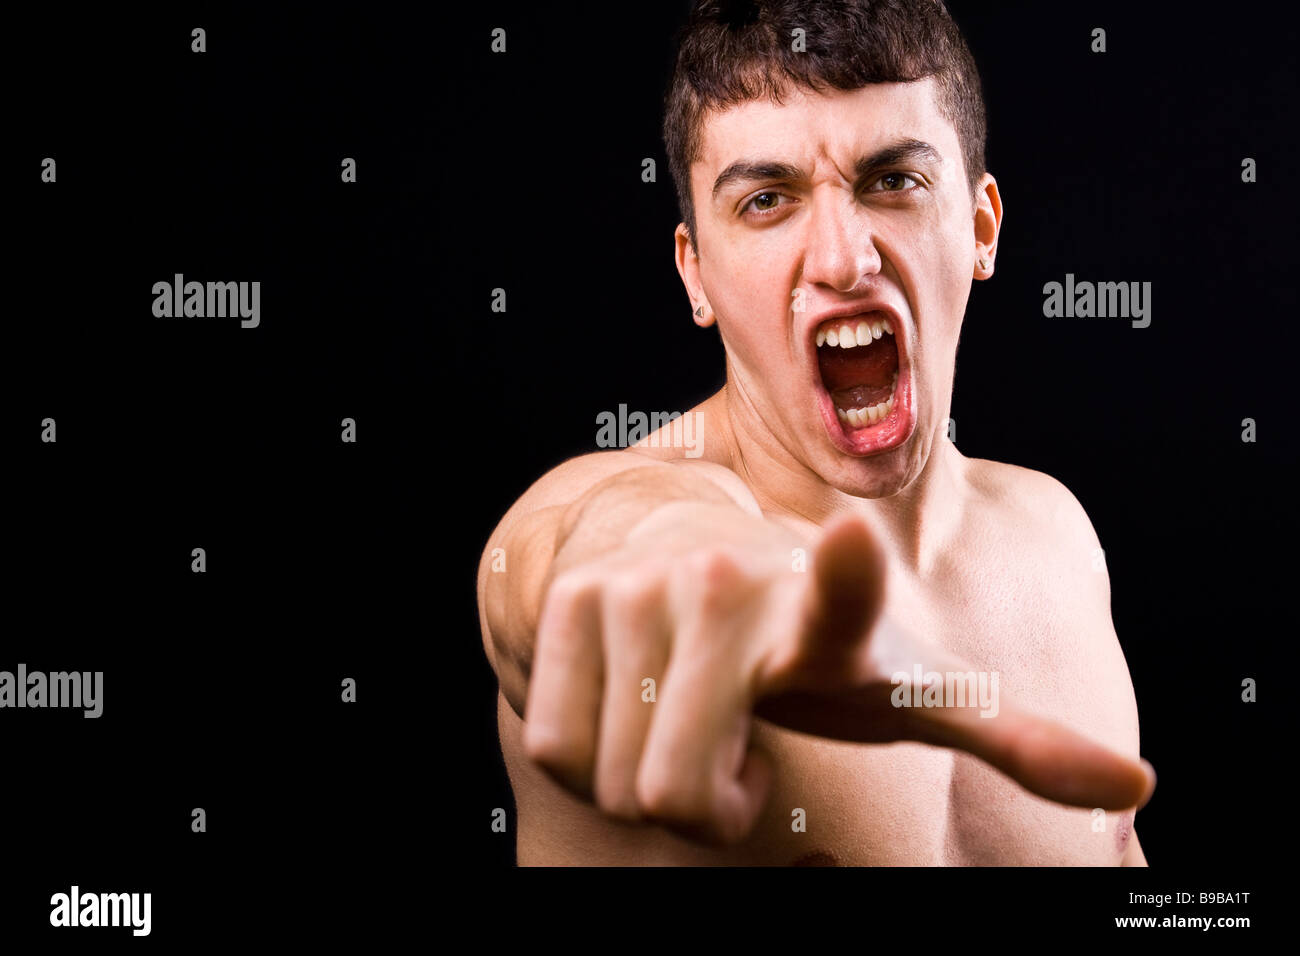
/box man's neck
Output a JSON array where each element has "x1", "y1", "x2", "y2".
[{"x1": 714, "y1": 384, "x2": 968, "y2": 575}]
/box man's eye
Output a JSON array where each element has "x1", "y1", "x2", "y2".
[
  {"x1": 869, "y1": 172, "x2": 920, "y2": 192},
  {"x1": 741, "y1": 191, "x2": 788, "y2": 217}
]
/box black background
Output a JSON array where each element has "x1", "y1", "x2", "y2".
[
  {"x1": 4, "y1": 0, "x2": 1292, "y2": 942},
  {"x1": 7, "y1": 4, "x2": 428, "y2": 946}
]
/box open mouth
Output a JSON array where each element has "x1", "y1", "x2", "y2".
[
  {"x1": 812, "y1": 310, "x2": 912, "y2": 455},
  {"x1": 817, "y1": 314, "x2": 899, "y2": 426}
]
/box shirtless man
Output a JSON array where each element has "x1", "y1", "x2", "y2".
[{"x1": 476, "y1": 0, "x2": 1155, "y2": 865}]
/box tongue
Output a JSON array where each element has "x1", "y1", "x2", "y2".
[
  {"x1": 819, "y1": 335, "x2": 898, "y2": 408},
  {"x1": 831, "y1": 381, "x2": 894, "y2": 408}
]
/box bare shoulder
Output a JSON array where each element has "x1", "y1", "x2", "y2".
[
  {"x1": 476, "y1": 449, "x2": 675, "y2": 593},
  {"x1": 476, "y1": 444, "x2": 760, "y2": 609},
  {"x1": 964, "y1": 456, "x2": 1103, "y2": 551},
  {"x1": 616, "y1": 387, "x2": 760, "y2": 512},
  {"x1": 497, "y1": 388, "x2": 743, "y2": 521},
  {"x1": 961, "y1": 456, "x2": 1111, "y2": 611}
]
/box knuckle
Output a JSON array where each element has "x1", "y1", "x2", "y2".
[
  {"x1": 520, "y1": 720, "x2": 559, "y2": 763},
  {"x1": 675, "y1": 549, "x2": 753, "y2": 617},
  {"x1": 634, "y1": 769, "x2": 712, "y2": 824},
  {"x1": 522, "y1": 721, "x2": 589, "y2": 779},
  {"x1": 683, "y1": 546, "x2": 742, "y2": 586}
]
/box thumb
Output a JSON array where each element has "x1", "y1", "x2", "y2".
[
  {"x1": 806, "y1": 512, "x2": 887, "y2": 646},
  {"x1": 762, "y1": 513, "x2": 887, "y2": 692}
]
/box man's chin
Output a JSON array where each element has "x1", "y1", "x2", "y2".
[{"x1": 817, "y1": 449, "x2": 917, "y2": 500}]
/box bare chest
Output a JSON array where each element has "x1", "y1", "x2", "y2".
[{"x1": 748, "y1": 562, "x2": 1140, "y2": 865}]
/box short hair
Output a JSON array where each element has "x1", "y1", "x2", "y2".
[{"x1": 662, "y1": 0, "x2": 987, "y2": 248}]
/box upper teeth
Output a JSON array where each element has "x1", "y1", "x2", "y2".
[{"x1": 816, "y1": 317, "x2": 894, "y2": 348}]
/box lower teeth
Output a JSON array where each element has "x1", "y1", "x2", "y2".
[
  {"x1": 835, "y1": 373, "x2": 898, "y2": 428},
  {"x1": 836, "y1": 397, "x2": 893, "y2": 427}
]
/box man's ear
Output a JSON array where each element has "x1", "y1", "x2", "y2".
[
  {"x1": 675, "y1": 222, "x2": 715, "y2": 327},
  {"x1": 972, "y1": 173, "x2": 1003, "y2": 280}
]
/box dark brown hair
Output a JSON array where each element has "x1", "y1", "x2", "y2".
[{"x1": 662, "y1": 0, "x2": 986, "y2": 247}]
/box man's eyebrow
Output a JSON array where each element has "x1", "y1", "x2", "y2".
[
  {"x1": 711, "y1": 139, "x2": 943, "y2": 201},
  {"x1": 854, "y1": 139, "x2": 942, "y2": 177},
  {"x1": 711, "y1": 160, "x2": 803, "y2": 201}
]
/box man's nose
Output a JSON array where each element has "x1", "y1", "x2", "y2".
[{"x1": 799, "y1": 191, "x2": 882, "y2": 293}]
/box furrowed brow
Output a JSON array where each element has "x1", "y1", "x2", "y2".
[
  {"x1": 854, "y1": 139, "x2": 942, "y2": 179},
  {"x1": 711, "y1": 140, "x2": 942, "y2": 202},
  {"x1": 712, "y1": 161, "x2": 804, "y2": 201}
]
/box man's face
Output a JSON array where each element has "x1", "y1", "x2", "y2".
[{"x1": 681, "y1": 78, "x2": 997, "y2": 499}]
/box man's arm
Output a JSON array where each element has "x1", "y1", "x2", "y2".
[
  {"x1": 478, "y1": 452, "x2": 1157, "y2": 844},
  {"x1": 475, "y1": 450, "x2": 761, "y2": 717}
]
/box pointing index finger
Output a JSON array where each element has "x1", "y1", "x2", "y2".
[{"x1": 907, "y1": 693, "x2": 1156, "y2": 811}]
